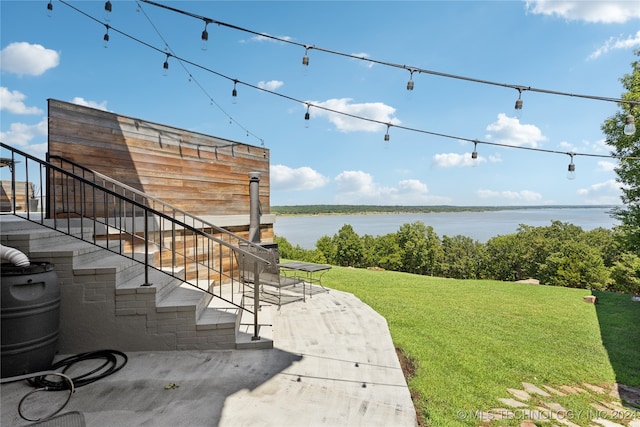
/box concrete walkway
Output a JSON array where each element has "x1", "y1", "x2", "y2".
[{"x1": 1, "y1": 289, "x2": 417, "y2": 427}]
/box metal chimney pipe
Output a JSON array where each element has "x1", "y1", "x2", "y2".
[{"x1": 248, "y1": 172, "x2": 261, "y2": 243}]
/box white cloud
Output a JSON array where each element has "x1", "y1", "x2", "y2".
[
  {"x1": 476, "y1": 189, "x2": 544, "y2": 203},
  {"x1": 257, "y1": 80, "x2": 284, "y2": 91},
  {"x1": 577, "y1": 179, "x2": 623, "y2": 204},
  {"x1": 71, "y1": 97, "x2": 108, "y2": 111},
  {"x1": 432, "y1": 152, "x2": 486, "y2": 168},
  {"x1": 0, "y1": 87, "x2": 42, "y2": 114},
  {"x1": 558, "y1": 141, "x2": 578, "y2": 152},
  {"x1": 306, "y1": 98, "x2": 400, "y2": 133},
  {"x1": 589, "y1": 30, "x2": 640, "y2": 60},
  {"x1": 0, "y1": 42, "x2": 59, "y2": 76},
  {"x1": 525, "y1": 1, "x2": 640, "y2": 23},
  {"x1": 247, "y1": 33, "x2": 292, "y2": 43},
  {"x1": 334, "y1": 170, "x2": 451, "y2": 204},
  {"x1": 0, "y1": 117, "x2": 47, "y2": 147},
  {"x1": 597, "y1": 160, "x2": 617, "y2": 172},
  {"x1": 271, "y1": 164, "x2": 330, "y2": 191},
  {"x1": 485, "y1": 113, "x2": 547, "y2": 148},
  {"x1": 351, "y1": 52, "x2": 373, "y2": 68}
]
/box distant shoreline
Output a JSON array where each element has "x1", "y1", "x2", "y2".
[{"x1": 270, "y1": 204, "x2": 618, "y2": 216}]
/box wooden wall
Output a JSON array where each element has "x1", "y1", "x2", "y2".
[
  {"x1": 1, "y1": 180, "x2": 36, "y2": 212},
  {"x1": 47, "y1": 99, "x2": 270, "y2": 218}
]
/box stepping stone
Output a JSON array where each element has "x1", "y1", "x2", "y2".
[
  {"x1": 560, "y1": 385, "x2": 588, "y2": 394},
  {"x1": 498, "y1": 398, "x2": 529, "y2": 408},
  {"x1": 508, "y1": 388, "x2": 532, "y2": 400},
  {"x1": 522, "y1": 382, "x2": 552, "y2": 397},
  {"x1": 521, "y1": 409, "x2": 549, "y2": 422},
  {"x1": 541, "y1": 401, "x2": 567, "y2": 413},
  {"x1": 489, "y1": 408, "x2": 516, "y2": 420},
  {"x1": 582, "y1": 383, "x2": 607, "y2": 394},
  {"x1": 591, "y1": 418, "x2": 626, "y2": 427},
  {"x1": 628, "y1": 419, "x2": 640, "y2": 427},
  {"x1": 543, "y1": 385, "x2": 567, "y2": 396},
  {"x1": 590, "y1": 402, "x2": 615, "y2": 416}
]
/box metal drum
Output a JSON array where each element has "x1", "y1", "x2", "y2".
[{"x1": 1, "y1": 262, "x2": 60, "y2": 378}]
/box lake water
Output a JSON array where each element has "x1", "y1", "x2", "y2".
[{"x1": 273, "y1": 207, "x2": 620, "y2": 249}]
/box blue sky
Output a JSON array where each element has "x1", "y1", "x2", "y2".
[{"x1": 2, "y1": 1, "x2": 640, "y2": 206}]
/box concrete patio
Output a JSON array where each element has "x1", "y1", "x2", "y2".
[{"x1": 1, "y1": 287, "x2": 417, "y2": 427}]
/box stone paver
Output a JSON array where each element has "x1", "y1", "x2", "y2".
[
  {"x1": 522, "y1": 382, "x2": 552, "y2": 397},
  {"x1": 498, "y1": 398, "x2": 529, "y2": 408},
  {"x1": 489, "y1": 382, "x2": 640, "y2": 427},
  {"x1": 508, "y1": 388, "x2": 532, "y2": 401},
  {"x1": 543, "y1": 385, "x2": 568, "y2": 396}
]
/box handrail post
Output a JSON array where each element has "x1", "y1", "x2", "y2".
[
  {"x1": 252, "y1": 260, "x2": 260, "y2": 341},
  {"x1": 143, "y1": 208, "x2": 151, "y2": 286}
]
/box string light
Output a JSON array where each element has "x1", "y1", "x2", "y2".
[
  {"x1": 201, "y1": 21, "x2": 209, "y2": 51},
  {"x1": 514, "y1": 87, "x2": 524, "y2": 112},
  {"x1": 471, "y1": 140, "x2": 478, "y2": 167},
  {"x1": 104, "y1": 0, "x2": 112, "y2": 21},
  {"x1": 232, "y1": 79, "x2": 238, "y2": 104},
  {"x1": 624, "y1": 114, "x2": 636, "y2": 136},
  {"x1": 138, "y1": 0, "x2": 640, "y2": 135},
  {"x1": 302, "y1": 45, "x2": 311, "y2": 66},
  {"x1": 407, "y1": 69, "x2": 415, "y2": 91},
  {"x1": 162, "y1": 53, "x2": 170, "y2": 76},
  {"x1": 55, "y1": 0, "x2": 640, "y2": 167},
  {"x1": 567, "y1": 153, "x2": 576, "y2": 180},
  {"x1": 46, "y1": 1, "x2": 53, "y2": 17},
  {"x1": 304, "y1": 104, "x2": 311, "y2": 128},
  {"x1": 103, "y1": 25, "x2": 110, "y2": 48}
]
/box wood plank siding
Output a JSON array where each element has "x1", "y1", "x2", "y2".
[{"x1": 47, "y1": 99, "x2": 271, "y2": 220}]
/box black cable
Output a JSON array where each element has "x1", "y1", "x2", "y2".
[{"x1": 28, "y1": 349, "x2": 128, "y2": 390}]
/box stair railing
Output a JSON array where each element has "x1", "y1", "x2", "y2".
[{"x1": 1, "y1": 142, "x2": 270, "y2": 340}]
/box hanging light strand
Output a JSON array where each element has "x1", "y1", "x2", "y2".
[
  {"x1": 55, "y1": 0, "x2": 640, "y2": 164},
  {"x1": 138, "y1": 0, "x2": 640, "y2": 110},
  {"x1": 128, "y1": 0, "x2": 264, "y2": 144}
]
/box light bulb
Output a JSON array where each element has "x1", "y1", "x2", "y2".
[
  {"x1": 567, "y1": 162, "x2": 576, "y2": 180},
  {"x1": 46, "y1": 1, "x2": 53, "y2": 17},
  {"x1": 201, "y1": 30, "x2": 209, "y2": 51},
  {"x1": 232, "y1": 81, "x2": 238, "y2": 104},
  {"x1": 624, "y1": 114, "x2": 636, "y2": 136},
  {"x1": 304, "y1": 109, "x2": 310, "y2": 128},
  {"x1": 104, "y1": 0, "x2": 112, "y2": 21},
  {"x1": 162, "y1": 58, "x2": 169, "y2": 77},
  {"x1": 103, "y1": 32, "x2": 109, "y2": 48}
]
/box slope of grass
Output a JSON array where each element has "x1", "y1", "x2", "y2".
[{"x1": 322, "y1": 266, "x2": 640, "y2": 426}]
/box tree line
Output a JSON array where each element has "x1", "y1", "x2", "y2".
[{"x1": 275, "y1": 220, "x2": 640, "y2": 295}]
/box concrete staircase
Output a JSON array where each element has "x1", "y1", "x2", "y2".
[{"x1": 0, "y1": 216, "x2": 273, "y2": 354}]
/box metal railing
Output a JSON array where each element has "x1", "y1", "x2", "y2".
[{"x1": 1, "y1": 142, "x2": 270, "y2": 340}]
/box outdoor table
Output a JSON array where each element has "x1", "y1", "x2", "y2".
[{"x1": 279, "y1": 261, "x2": 332, "y2": 295}]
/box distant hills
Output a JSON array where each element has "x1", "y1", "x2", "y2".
[{"x1": 270, "y1": 205, "x2": 618, "y2": 215}]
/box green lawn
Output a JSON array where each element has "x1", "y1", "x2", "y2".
[{"x1": 322, "y1": 266, "x2": 640, "y2": 426}]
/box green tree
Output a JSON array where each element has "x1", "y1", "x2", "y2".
[
  {"x1": 538, "y1": 241, "x2": 610, "y2": 290},
  {"x1": 602, "y1": 49, "x2": 640, "y2": 252},
  {"x1": 363, "y1": 233, "x2": 402, "y2": 271},
  {"x1": 332, "y1": 224, "x2": 364, "y2": 267},
  {"x1": 609, "y1": 252, "x2": 640, "y2": 295},
  {"x1": 484, "y1": 234, "x2": 527, "y2": 281},
  {"x1": 440, "y1": 235, "x2": 484, "y2": 279},
  {"x1": 316, "y1": 235, "x2": 336, "y2": 265},
  {"x1": 396, "y1": 221, "x2": 443, "y2": 276}
]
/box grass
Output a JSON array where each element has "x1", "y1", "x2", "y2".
[{"x1": 321, "y1": 266, "x2": 640, "y2": 426}]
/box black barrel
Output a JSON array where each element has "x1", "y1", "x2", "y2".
[{"x1": 1, "y1": 262, "x2": 60, "y2": 378}]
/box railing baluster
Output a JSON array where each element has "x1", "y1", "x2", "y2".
[{"x1": 3, "y1": 145, "x2": 267, "y2": 334}]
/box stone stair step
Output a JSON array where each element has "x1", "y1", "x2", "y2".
[{"x1": 157, "y1": 282, "x2": 213, "y2": 319}]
